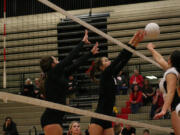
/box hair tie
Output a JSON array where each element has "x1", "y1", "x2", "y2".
[
  {"x1": 41, "y1": 72, "x2": 47, "y2": 79},
  {"x1": 86, "y1": 61, "x2": 95, "y2": 74}
]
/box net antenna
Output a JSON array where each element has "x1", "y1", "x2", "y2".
[
  {"x1": 89, "y1": 0, "x2": 93, "y2": 16},
  {"x1": 3, "y1": 0, "x2": 7, "y2": 88}
]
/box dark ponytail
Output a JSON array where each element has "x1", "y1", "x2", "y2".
[
  {"x1": 39, "y1": 73, "x2": 46, "y2": 97},
  {"x1": 90, "y1": 57, "x2": 103, "y2": 83},
  {"x1": 39, "y1": 56, "x2": 54, "y2": 97},
  {"x1": 40, "y1": 56, "x2": 54, "y2": 73},
  {"x1": 170, "y1": 50, "x2": 180, "y2": 73}
]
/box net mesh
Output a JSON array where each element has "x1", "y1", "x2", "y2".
[{"x1": 0, "y1": 0, "x2": 180, "y2": 135}]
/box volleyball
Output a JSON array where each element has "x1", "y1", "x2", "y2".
[
  {"x1": 176, "y1": 103, "x2": 180, "y2": 117},
  {"x1": 145, "y1": 23, "x2": 160, "y2": 39}
]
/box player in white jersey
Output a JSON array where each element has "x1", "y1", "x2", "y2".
[{"x1": 147, "y1": 43, "x2": 180, "y2": 135}]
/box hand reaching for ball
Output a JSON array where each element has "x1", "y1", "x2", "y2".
[
  {"x1": 147, "y1": 43, "x2": 155, "y2": 51},
  {"x1": 129, "y1": 30, "x2": 145, "y2": 47},
  {"x1": 82, "y1": 30, "x2": 91, "y2": 44}
]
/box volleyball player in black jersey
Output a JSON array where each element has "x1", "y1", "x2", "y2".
[
  {"x1": 89, "y1": 30, "x2": 145, "y2": 135},
  {"x1": 147, "y1": 43, "x2": 180, "y2": 135},
  {"x1": 39, "y1": 30, "x2": 99, "y2": 135}
]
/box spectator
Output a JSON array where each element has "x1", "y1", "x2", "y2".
[
  {"x1": 33, "y1": 77, "x2": 45, "y2": 99},
  {"x1": 67, "y1": 121, "x2": 81, "y2": 135},
  {"x1": 66, "y1": 75, "x2": 78, "y2": 105},
  {"x1": 112, "y1": 106, "x2": 119, "y2": 128},
  {"x1": 113, "y1": 106, "x2": 119, "y2": 115},
  {"x1": 143, "y1": 129, "x2": 150, "y2": 135},
  {"x1": 3, "y1": 117, "x2": 19, "y2": 135},
  {"x1": 39, "y1": 73, "x2": 46, "y2": 99},
  {"x1": 142, "y1": 79, "x2": 154, "y2": 106},
  {"x1": 121, "y1": 125, "x2": 136, "y2": 135},
  {"x1": 68, "y1": 75, "x2": 78, "y2": 95},
  {"x1": 129, "y1": 69, "x2": 144, "y2": 88},
  {"x1": 39, "y1": 92, "x2": 45, "y2": 100},
  {"x1": 114, "y1": 123, "x2": 123, "y2": 135},
  {"x1": 22, "y1": 78, "x2": 34, "y2": 97},
  {"x1": 129, "y1": 84, "x2": 143, "y2": 114},
  {"x1": 150, "y1": 88, "x2": 164, "y2": 119},
  {"x1": 116, "y1": 71, "x2": 129, "y2": 95},
  {"x1": 33, "y1": 78, "x2": 40, "y2": 98}
]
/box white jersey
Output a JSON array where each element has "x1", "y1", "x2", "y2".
[{"x1": 159, "y1": 67, "x2": 179, "y2": 98}]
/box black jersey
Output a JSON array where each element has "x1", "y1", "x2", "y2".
[
  {"x1": 45, "y1": 41, "x2": 92, "y2": 104},
  {"x1": 91, "y1": 45, "x2": 134, "y2": 129},
  {"x1": 96, "y1": 46, "x2": 134, "y2": 115},
  {"x1": 41, "y1": 41, "x2": 92, "y2": 127}
]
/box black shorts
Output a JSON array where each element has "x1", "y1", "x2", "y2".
[
  {"x1": 171, "y1": 91, "x2": 180, "y2": 112},
  {"x1": 41, "y1": 108, "x2": 65, "y2": 128},
  {"x1": 90, "y1": 118, "x2": 112, "y2": 129}
]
